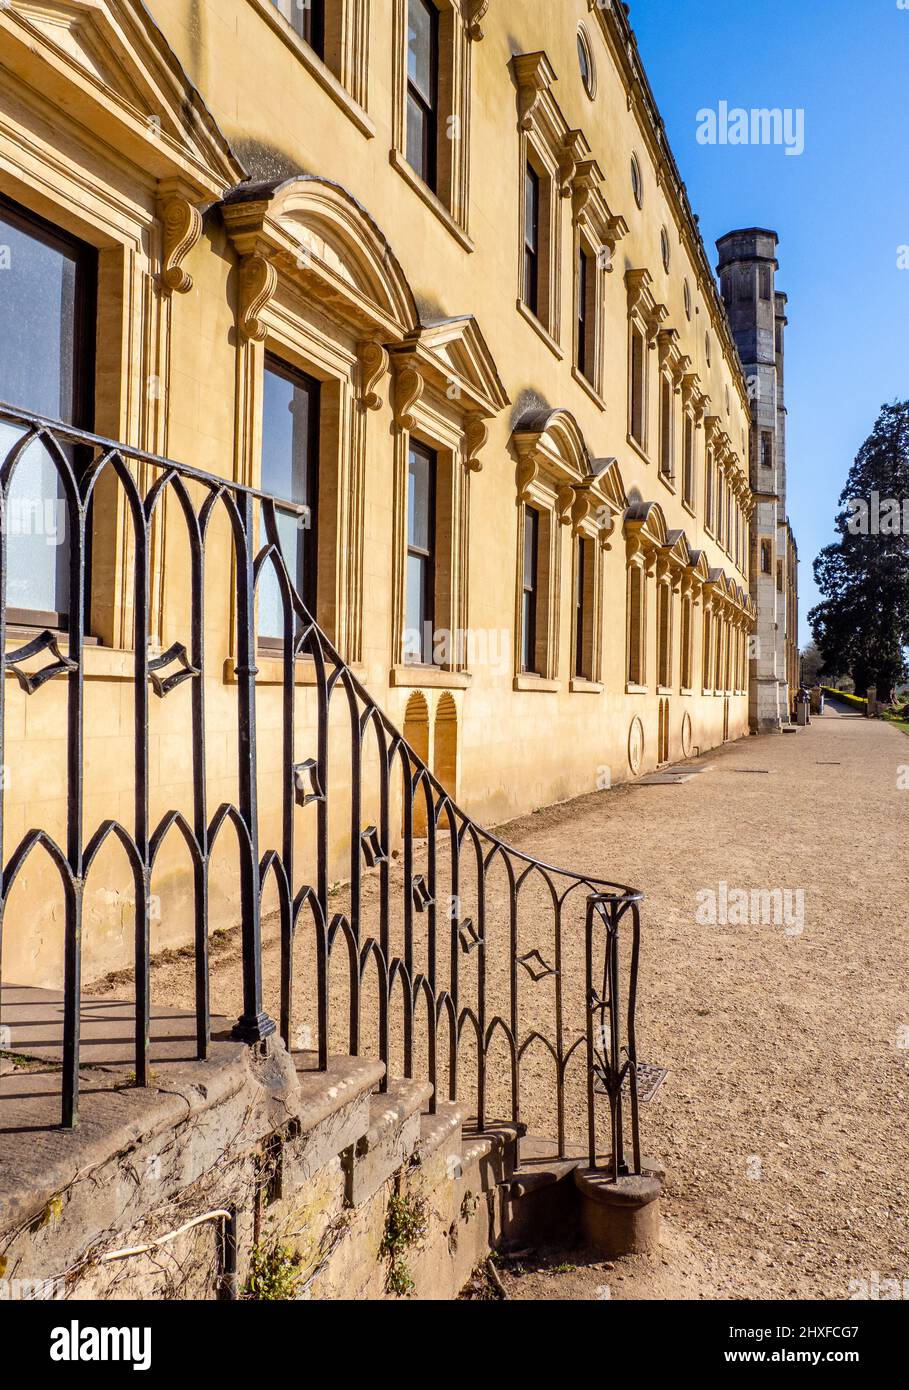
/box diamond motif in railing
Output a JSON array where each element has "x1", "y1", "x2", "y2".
[
  {"x1": 293, "y1": 758, "x2": 324, "y2": 808},
  {"x1": 5, "y1": 629, "x2": 77, "y2": 694},
  {"x1": 458, "y1": 918, "x2": 483, "y2": 955},
  {"x1": 517, "y1": 949, "x2": 558, "y2": 982},
  {"x1": 148, "y1": 642, "x2": 200, "y2": 697},
  {"x1": 412, "y1": 875, "x2": 434, "y2": 913},
  {"x1": 360, "y1": 825, "x2": 386, "y2": 868}
]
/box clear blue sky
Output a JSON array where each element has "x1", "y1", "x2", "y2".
[{"x1": 629, "y1": 0, "x2": 909, "y2": 647}]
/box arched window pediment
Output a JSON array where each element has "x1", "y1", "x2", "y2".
[
  {"x1": 2, "y1": 0, "x2": 245, "y2": 199},
  {"x1": 222, "y1": 175, "x2": 420, "y2": 342},
  {"x1": 511, "y1": 407, "x2": 593, "y2": 490}
]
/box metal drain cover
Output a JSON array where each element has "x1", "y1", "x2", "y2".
[{"x1": 623, "y1": 1063, "x2": 668, "y2": 1104}]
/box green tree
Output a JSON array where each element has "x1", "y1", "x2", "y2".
[
  {"x1": 809, "y1": 401, "x2": 909, "y2": 700},
  {"x1": 800, "y1": 641, "x2": 824, "y2": 686}
]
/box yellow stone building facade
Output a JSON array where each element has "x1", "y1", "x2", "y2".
[{"x1": 0, "y1": 0, "x2": 757, "y2": 987}]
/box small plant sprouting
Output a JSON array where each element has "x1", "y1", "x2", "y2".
[
  {"x1": 380, "y1": 1189, "x2": 428, "y2": 1298},
  {"x1": 460, "y1": 1190, "x2": 479, "y2": 1220},
  {"x1": 241, "y1": 1242, "x2": 304, "y2": 1301},
  {"x1": 29, "y1": 1194, "x2": 64, "y2": 1233}
]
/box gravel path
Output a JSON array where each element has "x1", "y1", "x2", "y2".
[
  {"x1": 495, "y1": 704, "x2": 909, "y2": 1299},
  {"x1": 100, "y1": 704, "x2": 909, "y2": 1299}
]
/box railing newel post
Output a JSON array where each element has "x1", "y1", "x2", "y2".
[{"x1": 231, "y1": 491, "x2": 275, "y2": 1046}]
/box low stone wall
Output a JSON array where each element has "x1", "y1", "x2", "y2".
[{"x1": 0, "y1": 1009, "x2": 517, "y2": 1302}]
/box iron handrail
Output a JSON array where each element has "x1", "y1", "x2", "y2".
[{"x1": 0, "y1": 401, "x2": 645, "y2": 1175}]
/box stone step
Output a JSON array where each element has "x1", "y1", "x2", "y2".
[
  {"x1": 290, "y1": 1051, "x2": 387, "y2": 1182},
  {"x1": 502, "y1": 1135, "x2": 586, "y2": 1199},
  {"x1": 415, "y1": 1100, "x2": 465, "y2": 1173},
  {"x1": 496, "y1": 1136, "x2": 667, "y2": 1249},
  {"x1": 346, "y1": 1077, "x2": 433, "y2": 1206},
  {"x1": 503, "y1": 1136, "x2": 667, "y2": 1198},
  {"x1": 460, "y1": 1119, "x2": 523, "y2": 1190}
]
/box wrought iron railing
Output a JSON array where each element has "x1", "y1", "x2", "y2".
[{"x1": 0, "y1": 402, "x2": 645, "y2": 1175}]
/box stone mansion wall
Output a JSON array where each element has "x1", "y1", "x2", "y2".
[{"x1": 0, "y1": 0, "x2": 769, "y2": 987}]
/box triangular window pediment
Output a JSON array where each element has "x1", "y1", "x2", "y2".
[{"x1": 3, "y1": 0, "x2": 244, "y2": 194}]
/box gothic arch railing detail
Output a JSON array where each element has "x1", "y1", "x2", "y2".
[{"x1": 0, "y1": 402, "x2": 645, "y2": 1175}]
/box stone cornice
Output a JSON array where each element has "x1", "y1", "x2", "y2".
[{"x1": 587, "y1": 0, "x2": 750, "y2": 403}]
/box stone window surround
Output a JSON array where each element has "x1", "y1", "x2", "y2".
[
  {"x1": 513, "y1": 51, "x2": 591, "y2": 351},
  {"x1": 568, "y1": 498, "x2": 611, "y2": 693},
  {"x1": 655, "y1": 327, "x2": 689, "y2": 489},
  {"x1": 514, "y1": 491, "x2": 560, "y2": 691},
  {"x1": 222, "y1": 176, "x2": 507, "y2": 681},
  {"x1": 678, "y1": 583, "x2": 694, "y2": 693},
  {"x1": 570, "y1": 533, "x2": 598, "y2": 691},
  {"x1": 511, "y1": 426, "x2": 570, "y2": 691},
  {"x1": 0, "y1": 0, "x2": 245, "y2": 655},
  {"x1": 511, "y1": 460, "x2": 564, "y2": 690},
  {"x1": 680, "y1": 372, "x2": 708, "y2": 515},
  {"x1": 703, "y1": 417, "x2": 721, "y2": 536},
  {"x1": 250, "y1": 0, "x2": 374, "y2": 136},
  {"x1": 625, "y1": 549, "x2": 648, "y2": 693},
  {"x1": 388, "y1": 355, "x2": 477, "y2": 686},
  {"x1": 386, "y1": 315, "x2": 508, "y2": 688},
  {"x1": 625, "y1": 269, "x2": 668, "y2": 463},
  {"x1": 511, "y1": 410, "x2": 622, "y2": 693},
  {"x1": 717, "y1": 463, "x2": 727, "y2": 549},
  {"x1": 655, "y1": 560, "x2": 674, "y2": 694},
  {"x1": 715, "y1": 611, "x2": 726, "y2": 695},
  {"x1": 234, "y1": 285, "x2": 364, "y2": 666},
  {"x1": 390, "y1": 0, "x2": 487, "y2": 249},
  {"x1": 570, "y1": 159, "x2": 628, "y2": 405},
  {"x1": 222, "y1": 175, "x2": 423, "y2": 670},
  {"x1": 702, "y1": 603, "x2": 714, "y2": 695},
  {"x1": 657, "y1": 537, "x2": 700, "y2": 697}
]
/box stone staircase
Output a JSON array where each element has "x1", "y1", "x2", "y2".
[{"x1": 1, "y1": 986, "x2": 599, "y2": 1299}]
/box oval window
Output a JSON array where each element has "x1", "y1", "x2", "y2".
[
  {"x1": 577, "y1": 26, "x2": 596, "y2": 99},
  {"x1": 631, "y1": 153, "x2": 643, "y2": 208}
]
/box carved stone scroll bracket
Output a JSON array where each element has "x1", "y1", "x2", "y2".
[
  {"x1": 357, "y1": 341, "x2": 389, "y2": 411},
  {"x1": 597, "y1": 510, "x2": 617, "y2": 551},
  {"x1": 559, "y1": 131, "x2": 588, "y2": 198},
  {"x1": 393, "y1": 362, "x2": 424, "y2": 431},
  {"x1": 158, "y1": 195, "x2": 203, "y2": 296},
  {"x1": 239, "y1": 254, "x2": 278, "y2": 343},
  {"x1": 556, "y1": 483, "x2": 575, "y2": 526},
  {"x1": 516, "y1": 453, "x2": 539, "y2": 503},
  {"x1": 464, "y1": 413, "x2": 488, "y2": 472},
  {"x1": 467, "y1": 0, "x2": 489, "y2": 40},
  {"x1": 571, "y1": 485, "x2": 610, "y2": 546},
  {"x1": 513, "y1": 52, "x2": 556, "y2": 132}
]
